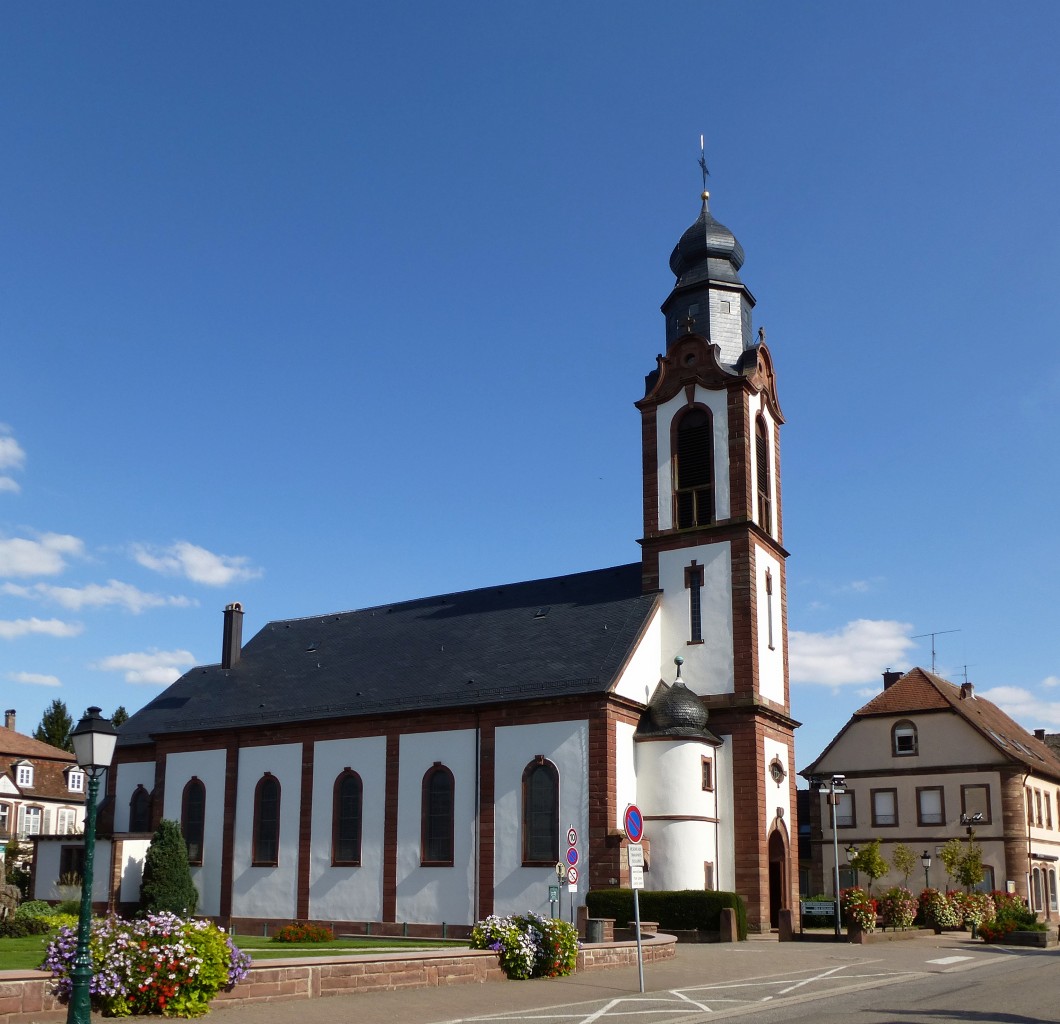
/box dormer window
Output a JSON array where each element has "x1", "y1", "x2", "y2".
[
  {"x1": 892, "y1": 720, "x2": 918, "y2": 757},
  {"x1": 67, "y1": 769, "x2": 84, "y2": 793},
  {"x1": 15, "y1": 762, "x2": 33, "y2": 787}
]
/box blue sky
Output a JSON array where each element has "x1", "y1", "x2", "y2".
[{"x1": 2, "y1": 2, "x2": 1058, "y2": 770}]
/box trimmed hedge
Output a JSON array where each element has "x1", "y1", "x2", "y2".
[{"x1": 586, "y1": 889, "x2": 747, "y2": 940}]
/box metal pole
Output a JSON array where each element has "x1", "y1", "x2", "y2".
[
  {"x1": 67, "y1": 772, "x2": 100, "y2": 1024},
  {"x1": 632, "y1": 887, "x2": 645, "y2": 993},
  {"x1": 831, "y1": 782, "x2": 842, "y2": 937}
]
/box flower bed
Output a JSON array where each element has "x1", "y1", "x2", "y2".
[
  {"x1": 469, "y1": 913, "x2": 579, "y2": 980},
  {"x1": 840, "y1": 888, "x2": 877, "y2": 933},
  {"x1": 41, "y1": 912, "x2": 251, "y2": 1017},
  {"x1": 879, "y1": 887, "x2": 918, "y2": 930}
]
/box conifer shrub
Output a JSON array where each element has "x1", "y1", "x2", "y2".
[{"x1": 140, "y1": 820, "x2": 199, "y2": 915}]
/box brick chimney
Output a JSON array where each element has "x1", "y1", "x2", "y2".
[
  {"x1": 882, "y1": 669, "x2": 902, "y2": 690},
  {"x1": 1035, "y1": 728, "x2": 1046, "y2": 741},
  {"x1": 3, "y1": 709, "x2": 14, "y2": 731},
  {"x1": 959, "y1": 682, "x2": 974, "y2": 700},
  {"x1": 221, "y1": 602, "x2": 244, "y2": 670}
]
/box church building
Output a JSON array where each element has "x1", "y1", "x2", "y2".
[{"x1": 107, "y1": 183, "x2": 798, "y2": 933}]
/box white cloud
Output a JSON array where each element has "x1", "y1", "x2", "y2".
[
  {"x1": 977, "y1": 686, "x2": 1060, "y2": 731},
  {"x1": 0, "y1": 617, "x2": 83, "y2": 639},
  {"x1": 0, "y1": 432, "x2": 26, "y2": 494},
  {"x1": 8, "y1": 671, "x2": 61, "y2": 687},
  {"x1": 94, "y1": 649, "x2": 196, "y2": 685},
  {"x1": 790, "y1": 619, "x2": 915, "y2": 687},
  {"x1": 1041, "y1": 676, "x2": 1060, "y2": 689},
  {"x1": 132, "y1": 541, "x2": 262, "y2": 587},
  {"x1": 2, "y1": 579, "x2": 193, "y2": 614},
  {"x1": 0, "y1": 533, "x2": 84, "y2": 578}
]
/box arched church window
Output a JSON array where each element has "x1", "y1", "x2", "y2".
[
  {"x1": 129, "y1": 785, "x2": 152, "y2": 832},
  {"x1": 332, "y1": 769, "x2": 362, "y2": 866},
  {"x1": 253, "y1": 773, "x2": 281, "y2": 866},
  {"x1": 672, "y1": 407, "x2": 714, "y2": 528},
  {"x1": 755, "y1": 415, "x2": 772, "y2": 532},
  {"x1": 522, "y1": 758, "x2": 559, "y2": 865},
  {"x1": 181, "y1": 778, "x2": 206, "y2": 865},
  {"x1": 421, "y1": 763, "x2": 454, "y2": 865}
]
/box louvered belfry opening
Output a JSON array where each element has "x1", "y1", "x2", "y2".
[
  {"x1": 673, "y1": 408, "x2": 714, "y2": 528},
  {"x1": 755, "y1": 416, "x2": 772, "y2": 530}
]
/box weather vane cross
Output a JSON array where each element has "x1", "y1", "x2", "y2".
[{"x1": 698, "y1": 133, "x2": 709, "y2": 192}]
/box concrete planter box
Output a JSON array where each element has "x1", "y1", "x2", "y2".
[{"x1": 986, "y1": 929, "x2": 1057, "y2": 949}]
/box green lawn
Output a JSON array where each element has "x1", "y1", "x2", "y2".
[{"x1": 0, "y1": 930, "x2": 468, "y2": 972}]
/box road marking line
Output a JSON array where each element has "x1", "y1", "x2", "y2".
[
  {"x1": 926, "y1": 955, "x2": 973, "y2": 965},
  {"x1": 776, "y1": 964, "x2": 850, "y2": 995}
]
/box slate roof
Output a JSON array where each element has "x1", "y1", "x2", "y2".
[
  {"x1": 119, "y1": 563, "x2": 659, "y2": 746},
  {"x1": 802, "y1": 668, "x2": 1060, "y2": 780}
]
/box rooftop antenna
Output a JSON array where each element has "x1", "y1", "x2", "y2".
[
  {"x1": 698, "y1": 134, "x2": 710, "y2": 196},
  {"x1": 911, "y1": 629, "x2": 961, "y2": 674}
]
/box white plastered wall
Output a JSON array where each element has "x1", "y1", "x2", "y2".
[
  {"x1": 231, "y1": 743, "x2": 301, "y2": 920},
  {"x1": 395, "y1": 729, "x2": 477, "y2": 925},
  {"x1": 163, "y1": 749, "x2": 227, "y2": 916},
  {"x1": 612, "y1": 606, "x2": 661, "y2": 705},
  {"x1": 655, "y1": 386, "x2": 730, "y2": 531},
  {"x1": 635, "y1": 739, "x2": 718, "y2": 890},
  {"x1": 493, "y1": 720, "x2": 588, "y2": 919},
  {"x1": 755, "y1": 545, "x2": 785, "y2": 704},
  {"x1": 308, "y1": 735, "x2": 386, "y2": 922},
  {"x1": 614, "y1": 722, "x2": 637, "y2": 831},
  {"x1": 113, "y1": 761, "x2": 155, "y2": 832},
  {"x1": 117, "y1": 838, "x2": 151, "y2": 904},
  {"x1": 657, "y1": 544, "x2": 733, "y2": 695},
  {"x1": 714, "y1": 736, "x2": 734, "y2": 892}
]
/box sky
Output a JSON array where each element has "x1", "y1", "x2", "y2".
[{"x1": 1, "y1": 2, "x2": 1059, "y2": 772}]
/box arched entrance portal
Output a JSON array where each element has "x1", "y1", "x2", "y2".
[{"x1": 768, "y1": 826, "x2": 789, "y2": 928}]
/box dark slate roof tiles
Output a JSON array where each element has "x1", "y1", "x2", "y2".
[{"x1": 119, "y1": 563, "x2": 658, "y2": 746}]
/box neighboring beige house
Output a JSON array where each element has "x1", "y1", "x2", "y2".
[
  {"x1": 1, "y1": 710, "x2": 87, "y2": 868},
  {"x1": 801, "y1": 669, "x2": 1060, "y2": 918}
]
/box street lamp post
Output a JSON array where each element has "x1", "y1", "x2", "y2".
[
  {"x1": 921, "y1": 850, "x2": 932, "y2": 890},
  {"x1": 828, "y1": 775, "x2": 845, "y2": 937},
  {"x1": 846, "y1": 843, "x2": 859, "y2": 889},
  {"x1": 67, "y1": 707, "x2": 117, "y2": 1024}
]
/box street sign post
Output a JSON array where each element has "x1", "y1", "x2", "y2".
[{"x1": 623, "y1": 805, "x2": 646, "y2": 993}]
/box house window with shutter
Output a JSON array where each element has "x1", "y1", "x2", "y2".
[
  {"x1": 916, "y1": 786, "x2": 945, "y2": 826},
  {"x1": 16, "y1": 763, "x2": 33, "y2": 787},
  {"x1": 672, "y1": 407, "x2": 714, "y2": 528},
  {"x1": 892, "y1": 720, "x2": 918, "y2": 756},
  {"x1": 871, "y1": 788, "x2": 898, "y2": 827}
]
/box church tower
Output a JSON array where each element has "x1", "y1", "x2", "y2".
[{"x1": 635, "y1": 185, "x2": 798, "y2": 931}]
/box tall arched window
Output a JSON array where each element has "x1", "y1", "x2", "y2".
[
  {"x1": 522, "y1": 758, "x2": 559, "y2": 865},
  {"x1": 332, "y1": 769, "x2": 362, "y2": 866},
  {"x1": 253, "y1": 773, "x2": 281, "y2": 866},
  {"x1": 421, "y1": 764, "x2": 455, "y2": 865},
  {"x1": 129, "y1": 785, "x2": 152, "y2": 832},
  {"x1": 755, "y1": 415, "x2": 772, "y2": 532},
  {"x1": 672, "y1": 407, "x2": 714, "y2": 528},
  {"x1": 181, "y1": 778, "x2": 206, "y2": 866}
]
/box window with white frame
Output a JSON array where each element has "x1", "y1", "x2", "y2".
[
  {"x1": 835, "y1": 791, "x2": 855, "y2": 828},
  {"x1": 892, "y1": 720, "x2": 917, "y2": 756},
  {"x1": 0, "y1": 803, "x2": 9, "y2": 835},
  {"x1": 871, "y1": 788, "x2": 898, "y2": 827},
  {"x1": 19, "y1": 806, "x2": 42, "y2": 836},
  {"x1": 57, "y1": 808, "x2": 78, "y2": 834},
  {"x1": 917, "y1": 786, "x2": 945, "y2": 825},
  {"x1": 16, "y1": 763, "x2": 33, "y2": 787},
  {"x1": 67, "y1": 770, "x2": 84, "y2": 793}
]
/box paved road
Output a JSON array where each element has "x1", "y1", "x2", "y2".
[{"x1": 209, "y1": 932, "x2": 1057, "y2": 1024}]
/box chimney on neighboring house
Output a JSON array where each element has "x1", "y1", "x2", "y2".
[
  {"x1": 3, "y1": 709, "x2": 14, "y2": 731},
  {"x1": 960, "y1": 682, "x2": 974, "y2": 700},
  {"x1": 221, "y1": 602, "x2": 244, "y2": 670},
  {"x1": 1035, "y1": 728, "x2": 1046, "y2": 741},
  {"x1": 882, "y1": 669, "x2": 902, "y2": 690}
]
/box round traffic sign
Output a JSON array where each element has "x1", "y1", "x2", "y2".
[
  {"x1": 567, "y1": 826, "x2": 578, "y2": 847},
  {"x1": 565, "y1": 846, "x2": 579, "y2": 867},
  {"x1": 566, "y1": 865, "x2": 579, "y2": 884},
  {"x1": 623, "y1": 804, "x2": 644, "y2": 844}
]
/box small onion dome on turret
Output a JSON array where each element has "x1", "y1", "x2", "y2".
[
  {"x1": 668, "y1": 190, "x2": 746, "y2": 290},
  {"x1": 636, "y1": 659, "x2": 722, "y2": 743}
]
